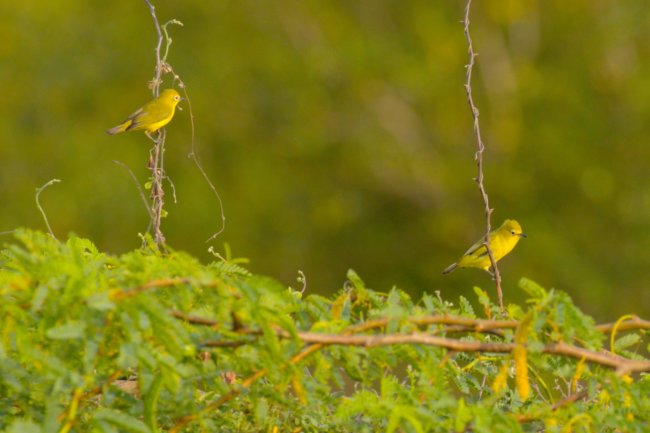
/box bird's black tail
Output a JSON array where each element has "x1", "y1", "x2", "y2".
[{"x1": 442, "y1": 263, "x2": 457, "y2": 275}]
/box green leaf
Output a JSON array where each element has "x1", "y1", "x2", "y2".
[
  {"x1": 30, "y1": 284, "x2": 49, "y2": 313},
  {"x1": 473, "y1": 286, "x2": 490, "y2": 307},
  {"x1": 144, "y1": 373, "x2": 165, "y2": 433},
  {"x1": 614, "y1": 333, "x2": 641, "y2": 352},
  {"x1": 4, "y1": 420, "x2": 42, "y2": 433},
  {"x1": 387, "y1": 405, "x2": 424, "y2": 433},
  {"x1": 93, "y1": 409, "x2": 152, "y2": 433},
  {"x1": 87, "y1": 292, "x2": 115, "y2": 311},
  {"x1": 518, "y1": 277, "x2": 547, "y2": 298},
  {"x1": 455, "y1": 398, "x2": 472, "y2": 432},
  {"x1": 346, "y1": 269, "x2": 365, "y2": 290},
  {"x1": 458, "y1": 296, "x2": 475, "y2": 316},
  {"x1": 46, "y1": 321, "x2": 85, "y2": 339}
]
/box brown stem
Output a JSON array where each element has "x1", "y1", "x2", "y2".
[
  {"x1": 463, "y1": 0, "x2": 503, "y2": 309},
  {"x1": 173, "y1": 326, "x2": 650, "y2": 431},
  {"x1": 142, "y1": 0, "x2": 167, "y2": 249},
  {"x1": 595, "y1": 316, "x2": 650, "y2": 333}
]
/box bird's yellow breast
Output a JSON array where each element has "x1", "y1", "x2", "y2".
[{"x1": 142, "y1": 114, "x2": 174, "y2": 133}]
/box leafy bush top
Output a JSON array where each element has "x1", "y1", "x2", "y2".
[{"x1": 1, "y1": 230, "x2": 648, "y2": 432}]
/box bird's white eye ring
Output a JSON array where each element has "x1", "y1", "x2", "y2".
[{"x1": 511, "y1": 230, "x2": 516, "y2": 235}]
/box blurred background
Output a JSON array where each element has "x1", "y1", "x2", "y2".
[{"x1": 2, "y1": 1, "x2": 650, "y2": 320}]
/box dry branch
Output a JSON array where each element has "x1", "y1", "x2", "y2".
[
  {"x1": 201, "y1": 328, "x2": 650, "y2": 374},
  {"x1": 170, "y1": 308, "x2": 648, "y2": 370},
  {"x1": 143, "y1": 0, "x2": 226, "y2": 244},
  {"x1": 142, "y1": 0, "x2": 168, "y2": 247},
  {"x1": 110, "y1": 277, "x2": 199, "y2": 300},
  {"x1": 172, "y1": 314, "x2": 650, "y2": 432},
  {"x1": 596, "y1": 316, "x2": 650, "y2": 333},
  {"x1": 463, "y1": 0, "x2": 503, "y2": 309},
  {"x1": 285, "y1": 332, "x2": 650, "y2": 374}
]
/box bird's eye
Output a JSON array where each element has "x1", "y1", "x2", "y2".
[
  {"x1": 174, "y1": 95, "x2": 180, "y2": 100},
  {"x1": 511, "y1": 230, "x2": 516, "y2": 235}
]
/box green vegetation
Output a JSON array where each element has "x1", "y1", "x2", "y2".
[
  {"x1": 3, "y1": 1, "x2": 650, "y2": 318},
  {"x1": 1, "y1": 230, "x2": 648, "y2": 432},
  {"x1": 3, "y1": 2, "x2": 650, "y2": 430}
]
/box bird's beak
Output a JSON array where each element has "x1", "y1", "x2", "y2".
[{"x1": 519, "y1": 233, "x2": 527, "y2": 238}]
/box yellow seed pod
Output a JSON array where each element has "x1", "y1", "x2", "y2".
[
  {"x1": 492, "y1": 363, "x2": 510, "y2": 394},
  {"x1": 622, "y1": 374, "x2": 633, "y2": 385},
  {"x1": 599, "y1": 390, "x2": 611, "y2": 406},
  {"x1": 513, "y1": 312, "x2": 533, "y2": 400},
  {"x1": 570, "y1": 357, "x2": 586, "y2": 393},
  {"x1": 545, "y1": 418, "x2": 558, "y2": 428},
  {"x1": 513, "y1": 345, "x2": 530, "y2": 400},
  {"x1": 292, "y1": 374, "x2": 308, "y2": 405},
  {"x1": 624, "y1": 392, "x2": 632, "y2": 408}
]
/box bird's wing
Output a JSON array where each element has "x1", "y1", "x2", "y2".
[
  {"x1": 123, "y1": 108, "x2": 145, "y2": 130},
  {"x1": 462, "y1": 239, "x2": 488, "y2": 258},
  {"x1": 138, "y1": 99, "x2": 172, "y2": 124}
]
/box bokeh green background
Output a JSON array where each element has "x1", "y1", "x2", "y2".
[{"x1": 3, "y1": 1, "x2": 650, "y2": 320}]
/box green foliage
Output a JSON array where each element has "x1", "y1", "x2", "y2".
[
  {"x1": 5, "y1": 1, "x2": 650, "y2": 319},
  {"x1": 1, "y1": 230, "x2": 649, "y2": 432}
]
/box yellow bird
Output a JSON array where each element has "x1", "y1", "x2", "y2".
[
  {"x1": 442, "y1": 219, "x2": 526, "y2": 275},
  {"x1": 106, "y1": 89, "x2": 183, "y2": 135}
]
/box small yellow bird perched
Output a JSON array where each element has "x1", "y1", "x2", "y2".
[
  {"x1": 106, "y1": 89, "x2": 183, "y2": 135},
  {"x1": 442, "y1": 219, "x2": 526, "y2": 275}
]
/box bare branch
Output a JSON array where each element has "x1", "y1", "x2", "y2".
[
  {"x1": 283, "y1": 333, "x2": 650, "y2": 373},
  {"x1": 110, "y1": 277, "x2": 203, "y2": 300},
  {"x1": 176, "y1": 310, "x2": 518, "y2": 332},
  {"x1": 463, "y1": 0, "x2": 503, "y2": 309},
  {"x1": 172, "y1": 313, "x2": 650, "y2": 432},
  {"x1": 142, "y1": 0, "x2": 173, "y2": 248},
  {"x1": 143, "y1": 0, "x2": 163, "y2": 97},
  {"x1": 142, "y1": 1, "x2": 225, "y2": 246},
  {"x1": 596, "y1": 315, "x2": 650, "y2": 333},
  {"x1": 200, "y1": 329, "x2": 650, "y2": 375},
  {"x1": 170, "y1": 310, "x2": 221, "y2": 327}
]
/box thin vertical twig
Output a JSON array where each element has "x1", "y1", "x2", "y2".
[
  {"x1": 35, "y1": 178, "x2": 61, "y2": 241},
  {"x1": 144, "y1": 0, "x2": 164, "y2": 98},
  {"x1": 142, "y1": 0, "x2": 225, "y2": 246},
  {"x1": 113, "y1": 160, "x2": 153, "y2": 219},
  {"x1": 462, "y1": 0, "x2": 504, "y2": 310},
  {"x1": 143, "y1": 0, "x2": 168, "y2": 248},
  {"x1": 182, "y1": 89, "x2": 227, "y2": 242},
  {"x1": 149, "y1": 131, "x2": 166, "y2": 247}
]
